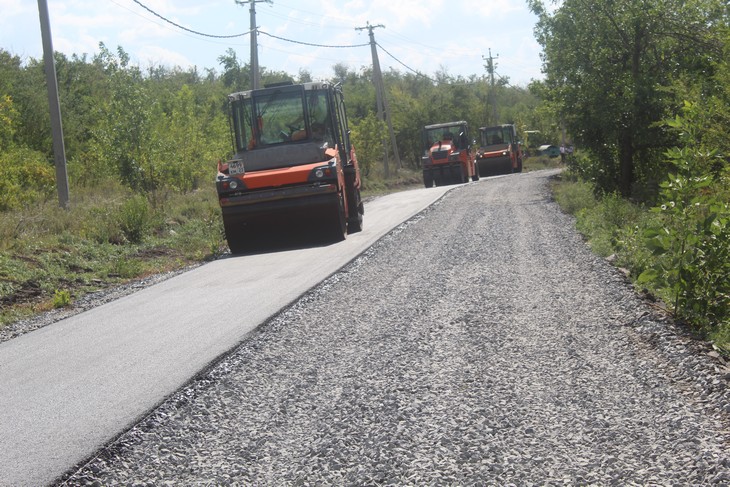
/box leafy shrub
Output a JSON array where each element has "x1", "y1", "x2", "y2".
[
  {"x1": 350, "y1": 113, "x2": 387, "y2": 179},
  {"x1": 0, "y1": 147, "x2": 55, "y2": 211},
  {"x1": 117, "y1": 194, "x2": 154, "y2": 244},
  {"x1": 639, "y1": 103, "x2": 730, "y2": 333},
  {"x1": 52, "y1": 289, "x2": 71, "y2": 308}
]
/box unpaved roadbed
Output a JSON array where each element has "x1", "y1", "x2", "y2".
[{"x1": 62, "y1": 170, "x2": 729, "y2": 485}]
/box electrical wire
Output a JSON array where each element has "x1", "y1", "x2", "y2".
[
  {"x1": 130, "y1": 0, "x2": 251, "y2": 38},
  {"x1": 375, "y1": 42, "x2": 438, "y2": 82},
  {"x1": 125, "y1": 0, "x2": 533, "y2": 83},
  {"x1": 257, "y1": 40, "x2": 370, "y2": 66},
  {"x1": 258, "y1": 30, "x2": 369, "y2": 48},
  {"x1": 130, "y1": 0, "x2": 367, "y2": 48}
]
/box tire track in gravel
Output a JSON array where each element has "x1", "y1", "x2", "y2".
[{"x1": 61, "y1": 170, "x2": 730, "y2": 486}]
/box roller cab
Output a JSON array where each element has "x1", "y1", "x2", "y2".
[
  {"x1": 217, "y1": 82, "x2": 363, "y2": 253},
  {"x1": 421, "y1": 121, "x2": 478, "y2": 188},
  {"x1": 475, "y1": 124, "x2": 523, "y2": 176}
]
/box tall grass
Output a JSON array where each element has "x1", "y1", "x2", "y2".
[{"x1": 0, "y1": 181, "x2": 224, "y2": 327}]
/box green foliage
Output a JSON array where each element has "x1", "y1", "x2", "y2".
[
  {"x1": 0, "y1": 147, "x2": 55, "y2": 211},
  {"x1": 117, "y1": 194, "x2": 154, "y2": 244},
  {"x1": 92, "y1": 61, "x2": 161, "y2": 191},
  {"x1": 52, "y1": 289, "x2": 71, "y2": 308},
  {"x1": 532, "y1": 0, "x2": 728, "y2": 349},
  {"x1": 107, "y1": 256, "x2": 143, "y2": 279},
  {"x1": 1, "y1": 44, "x2": 546, "y2": 201},
  {"x1": 575, "y1": 192, "x2": 646, "y2": 258},
  {"x1": 529, "y1": 0, "x2": 725, "y2": 199},
  {"x1": 350, "y1": 112, "x2": 387, "y2": 179},
  {"x1": 639, "y1": 102, "x2": 729, "y2": 333},
  {"x1": 0, "y1": 94, "x2": 18, "y2": 149},
  {"x1": 553, "y1": 176, "x2": 651, "y2": 263},
  {"x1": 218, "y1": 48, "x2": 251, "y2": 91},
  {"x1": 0, "y1": 185, "x2": 223, "y2": 328},
  {"x1": 156, "y1": 84, "x2": 230, "y2": 192},
  {"x1": 554, "y1": 146, "x2": 728, "y2": 352},
  {"x1": 551, "y1": 178, "x2": 597, "y2": 216}
]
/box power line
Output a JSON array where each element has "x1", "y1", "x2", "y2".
[
  {"x1": 127, "y1": 0, "x2": 515, "y2": 81},
  {"x1": 258, "y1": 41, "x2": 368, "y2": 66},
  {"x1": 258, "y1": 30, "x2": 369, "y2": 48},
  {"x1": 375, "y1": 41, "x2": 437, "y2": 82},
  {"x1": 130, "y1": 0, "x2": 251, "y2": 38},
  {"x1": 109, "y1": 0, "x2": 247, "y2": 47},
  {"x1": 130, "y1": 0, "x2": 368, "y2": 48}
]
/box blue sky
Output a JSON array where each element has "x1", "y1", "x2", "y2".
[{"x1": 1, "y1": 0, "x2": 545, "y2": 86}]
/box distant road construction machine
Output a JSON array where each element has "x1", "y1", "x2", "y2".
[
  {"x1": 216, "y1": 81, "x2": 363, "y2": 253},
  {"x1": 475, "y1": 124, "x2": 523, "y2": 176},
  {"x1": 421, "y1": 121, "x2": 479, "y2": 188}
]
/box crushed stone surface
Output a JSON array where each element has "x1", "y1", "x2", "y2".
[{"x1": 54, "y1": 170, "x2": 729, "y2": 485}]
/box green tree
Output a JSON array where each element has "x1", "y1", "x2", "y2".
[
  {"x1": 0, "y1": 94, "x2": 17, "y2": 150},
  {"x1": 529, "y1": 0, "x2": 725, "y2": 198},
  {"x1": 156, "y1": 84, "x2": 229, "y2": 192},
  {"x1": 218, "y1": 48, "x2": 251, "y2": 91},
  {"x1": 350, "y1": 112, "x2": 386, "y2": 179},
  {"x1": 0, "y1": 147, "x2": 55, "y2": 211},
  {"x1": 86, "y1": 45, "x2": 162, "y2": 192}
]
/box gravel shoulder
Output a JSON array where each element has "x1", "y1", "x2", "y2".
[{"x1": 60, "y1": 170, "x2": 729, "y2": 485}]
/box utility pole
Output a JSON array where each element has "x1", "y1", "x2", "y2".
[
  {"x1": 37, "y1": 0, "x2": 69, "y2": 208},
  {"x1": 356, "y1": 22, "x2": 401, "y2": 178},
  {"x1": 235, "y1": 0, "x2": 271, "y2": 90},
  {"x1": 483, "y1": 49, "x2": 498, "y2": 125}
]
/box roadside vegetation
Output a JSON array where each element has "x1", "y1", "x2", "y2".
[
  {"x1": 1, "y1": 0, "x2": 728, "y2": 353},
  {"x1": 530, "y1": 0, "x2": 729, "y2": 353},
  {"x1": 0, "y1": 42, "x2": 549, "y2": 328}
]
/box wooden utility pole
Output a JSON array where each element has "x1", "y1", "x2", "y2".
[
  {"x1": 483, "y1": 49, "x2": 498, "y2": 125},
  {"x1": 235, "y1": 0, "x2": 272, "y2": 90},
  {"x1": 356, "y1": 22, "x2": 401, "y2": 177},
  {"x1": 37, "y1": 0, "x2": 69, "y2": 208}
]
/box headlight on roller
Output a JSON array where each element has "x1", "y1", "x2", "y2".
[
  {"x1": 308, "y1": 159, "x2": 337, "y2": 183},
  {"x1": 217, "y1": 177, "x2": 246, "y2": 194}
]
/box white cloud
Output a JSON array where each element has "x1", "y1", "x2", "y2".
[
  {"x1": 0, "y1": 0, "x2": 29, "y2": 17},
  {"x1": 136, "y1": 44, "x2": 194, "y2": 69},
  {"x1": 0, "y1": 0, "x2": 542, "y2": 84},
  {"x1": 463, "y1": 0, "x2": 525, "y2": 18}
]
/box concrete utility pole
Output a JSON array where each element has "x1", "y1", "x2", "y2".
[
  {"x1": 235, "y1": 0, "x2": 271, "y2": 90},
  {"x1": 37, "y1": 0, "x2": 69, "y2": 209},
  {"x1": 483, "y1": 49, "x2": 498, "y2": 125},
  {"x1": 356, "y1": 22, "x2": 401, "y2": 178}
]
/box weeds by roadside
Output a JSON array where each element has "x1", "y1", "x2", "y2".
[
  {"x1": 0, "y1": 172, "x2": 425, "y2": 331},
  {"x1": 0, "y1": 182, "x2": 225, "y2": 328},
  {"x1": 551, "y1": 170, "x2": 729, "y2": 355}
]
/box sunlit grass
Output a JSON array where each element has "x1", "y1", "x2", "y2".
[{"x1": 0, "y1": 182, "x2": 224, "y2": 329}]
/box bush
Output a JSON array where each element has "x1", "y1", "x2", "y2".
[
  {"x1": 52, "y1": 289, "x2": 71, "y2": 308},
  {"x1": 552, "y1": 177, "x2": 597, "y2": 216},
  {"x1": 117, "y1": 194, "x2": 154, "y2": 244},
  {"x1": 0, "y1": 147, "x2": 55, "y2": 211},
  {"x1": 639, "y1": 104, "x2": 730, "y2": 335}
]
